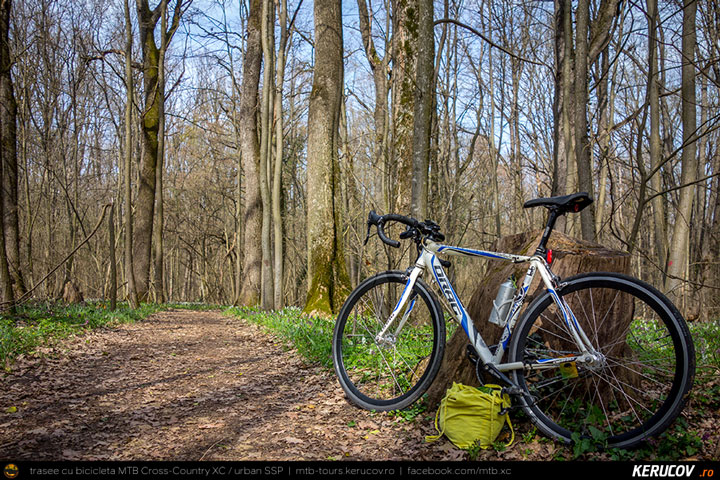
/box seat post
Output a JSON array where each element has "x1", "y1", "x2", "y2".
[{"x1": 534, "y1": 207, "x2": 560, "y2": 256}]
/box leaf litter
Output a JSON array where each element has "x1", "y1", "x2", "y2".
[
  {"x1": 1, "y1": 309, "x2": 715, "y2": 461},
  {"x1": 0, "y1": 309, "x2": 457, "y2": 461}
]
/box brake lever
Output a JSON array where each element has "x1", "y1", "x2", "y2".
[{"x1": 399, "y1": 226, "x2": 416, "y2": 240}]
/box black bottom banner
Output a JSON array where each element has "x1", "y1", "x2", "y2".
[{"x1": 1, "y1": 460, "x2": 718, "y2": 480}]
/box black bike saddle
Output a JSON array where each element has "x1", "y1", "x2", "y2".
[{"x1": 522, "y1": 192, "x2": 593, "y2": 214}]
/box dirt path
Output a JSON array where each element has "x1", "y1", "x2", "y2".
[{"x1": 0, "y1": 310, "x2": 468, "y2": 461}]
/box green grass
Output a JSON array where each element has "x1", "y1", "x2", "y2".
[
  {"x1": 224, "y1": 306, "x2": 336, "y2": 368},
  {"x1": 339, "y1": 319, "x2": 437, "y2": 395},
  {"x1": 0, "y1": 301, "x2": 164, "y2": 370},
  {"x1": 689, "y1": 319, "x2": 720, "y2": 373}
]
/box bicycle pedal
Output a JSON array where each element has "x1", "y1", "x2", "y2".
[{"x1": 501, "y1": 386, "x2": 524, "y2": 397}]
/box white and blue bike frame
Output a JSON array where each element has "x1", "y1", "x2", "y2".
[{"x1": 377, "y1": 240, "x2": 603, "y2": 376}]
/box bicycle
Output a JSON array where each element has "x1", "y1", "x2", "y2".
[{"x1": 332, "y1": 192, "x2": 695, "y2": 448}]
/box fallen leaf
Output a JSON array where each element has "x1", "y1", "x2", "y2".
[
  {"x1": 198, "y1": 422, "x2": 224, "y2": 429},
  {"x1": 62, "y1": 449, "x2": 81, "y2": 459},
  {"x1": 358, "y1": 420, "x2": 378, "y2": 430}
]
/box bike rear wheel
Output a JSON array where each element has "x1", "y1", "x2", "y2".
[
  {"x1": 332, "y1": 271, "x2": 445, "y2": 411},
  {"x1": 509, "y1": 273, "x2": 695, "y2": 448}
]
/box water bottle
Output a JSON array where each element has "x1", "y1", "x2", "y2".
[{"x1": 488, "y1": 277, "x2": 516, "y2": 326}]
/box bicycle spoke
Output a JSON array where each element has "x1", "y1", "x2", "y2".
[
  {"x1": 513, "y1": 277, "x2": 692, "y2": 447},
  {"x1": 335, "y1": 273, "x2": 442, "y2": 408}
]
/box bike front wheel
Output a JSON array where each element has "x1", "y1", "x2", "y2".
[
  {"x1": 509, "y1": 273, "x2": 695, "y2": 448},
  {"x1": 332, "y1": 271, "x2": 445, "y2": 411}
]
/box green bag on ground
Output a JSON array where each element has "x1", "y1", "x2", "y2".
[{"x1": 426, "y1": 382, "x2": 514, "y2": 450}]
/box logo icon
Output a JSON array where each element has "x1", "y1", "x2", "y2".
[{"x1": 3, "y1": 464, "x2": 18, "y2": 479}]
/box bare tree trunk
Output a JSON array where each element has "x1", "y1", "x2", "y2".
[
  {"x1": 357, "y1": 0, "x2": 389, "y2": 213},
  {"x1": 133, "y1": 0, "x2": 185, "y2": 302},
  {"x1": 390, "y1": 0, "x2": 418, "y2": 215},
  {"x1": 553, "y1": 0, "x2": 621, "y2": 236},
  {"x1": 647, "y1": 0, "x2": 667, "y2": 281},
  {"x1": 237, "y1": 0, "x2": 263, "y2": 307},
  {"x1": 574, "y1": 0, "x2": 595, "y2": 241},
  {"x1": 551, "y1": 0, "x2": 573, "y2": 202},
  {"x1": 303, "y1": 0, "x2": 350, "y2": 316},
  {"x1": 153, "y1": 0, "x2": 170, "y2": 304},
  {"x1": 272, "y1": 0, "x2": 289, "y2": 310},
  {"x1": 124, "y1": 0, "x2": 139, "y2": 309},
  {"x1": 109, "y1": 203, "x2": 117, "y2": 310},
  {"x1": 0, "y1": 162, "x2": 13, "y2": 311},
  {"x1": 0, "y1": 0, "x2": 13, "y2": 309},
  {"x1": 485, "y1": 0, "x2": 501, "y2": 238},
  {"x1": 133, "y1": 0, "x2": 161, "y2": 302},
  {"x1": 18, "y1": 72, "x2": 33, "y2": 291},
  {"x1": 594, "y1": 49, "x2": 608, "y2": 238},
  {"x1": 259, "y1": 0, "x2": 274, "y2": 310},
  {"x1": 0, "y1": 0, "x2": 24, "y2": 297},
  {"x1": 666, "y1": 0, "x2": 698, "y2": 307},
  {"x1": 410, "y1": 0, "x2": 433, "y2": 220}
]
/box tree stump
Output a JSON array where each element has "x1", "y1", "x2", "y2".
[{"x1": 424, "y1": 230, "x2": 631, "y2": 409}]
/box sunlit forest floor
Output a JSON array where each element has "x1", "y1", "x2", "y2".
[{"x1": 1, "y1": 307, "x2": 718, "y2": 461}]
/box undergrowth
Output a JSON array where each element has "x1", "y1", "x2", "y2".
[
  {"x1": 0, "y1": 301, "x2": 164, "y2": 371},
  {"x1": 0, "y1": 301, "x2": 232, "y2": 372},
  {"x1": 224, "y1": 306, "x2": 335, "y2": 369}
]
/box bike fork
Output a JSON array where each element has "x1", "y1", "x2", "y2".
[
  {"x1": 538, "y1": 264, "x2": 602, "y2": 363},
  {"x1": 375, "y1": 267, "x2": 422, "y2": 344}
]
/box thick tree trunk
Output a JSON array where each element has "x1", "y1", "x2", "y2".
[
  {"x1": 0, "y1": 0, "x2": 12, "y2": 309},
  {"x1": 410, "y1": 0, "x2": 433, "y2": 220},
  {"x1": 552, "y1": 0, "x2": 621, "y2": 234},
  {"x1": 424, "y1": 230, "x2": 631, "y2": 409},
  {"x1": 237, "y1": 0, "x2": 263, "y2": 307},
  {"x1": 303, "y1": 0, "x2": 351, "y2": 316},
  {"x1": 153, "y1": 1, "x2": 169, "y2": 304},
  {"x1": 133, "y1": 0, "x2": 184, "y2": 302},
  {"x1": 0, "y1": 0, "x2": 24, "y2": 297},
  {"x1": 133, "y1": 0, "x2": 161, "y2": 302},
  {"x1": 574, "y1": 0, "x2": 596, "y2": 241},
  {"x1": 390, "y1": 0, "x2": 418, "y2": 216},
  {"x1": 551, "y1": 0, "x2": 574, "y2": 202},
  {"x1": 666, "y1": 0, "x2": 697, "y2": 310}
]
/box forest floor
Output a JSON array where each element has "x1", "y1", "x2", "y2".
[{"x1": 0, "y1": 308, "x2": 717, "y2": 462}]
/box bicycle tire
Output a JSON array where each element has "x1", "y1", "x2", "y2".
[
  {"x1": 332, "y1": 271, "x2": 445, "y2": 411},
  {"x1": 509, "y1": 272, "x2": 695, "y2": 448}
]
